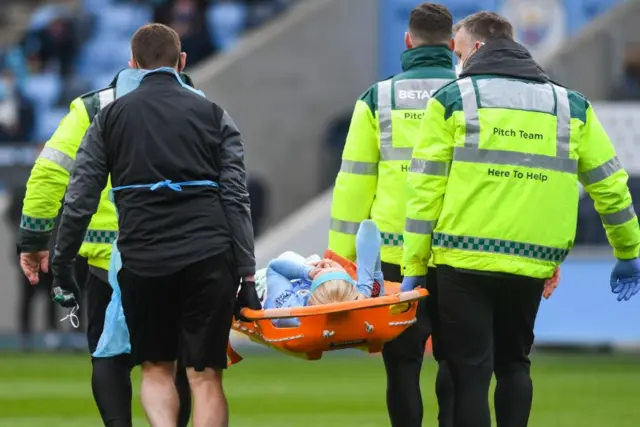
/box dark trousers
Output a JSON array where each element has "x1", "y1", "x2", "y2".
[
  {"x1": 437, "y1": 265, "x2": 544, "y2": 427},
  {"x1": 381, "y1": 263, "x2": 454, "y2": 427},
  {"x1": 18, "y1": 271, "x2": 56, "y2": 338},
  {"x1": 81, "y1": 269, "x2": 192, "y2": 427}
]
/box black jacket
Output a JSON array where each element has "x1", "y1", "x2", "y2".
[{"x1": 52, "y1": 70, "x2": 255, "y2": 278}]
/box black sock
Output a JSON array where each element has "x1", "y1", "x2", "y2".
[
  {"x1": 91, "y1": 355, "x2": 133, "y2": 427},
  {"x1": 176, "y1": 365, "x2": 192, "y2": 427}
]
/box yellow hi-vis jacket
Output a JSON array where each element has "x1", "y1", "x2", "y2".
[
  {"x1": 21, "y1": 87, "x2": 117, "y2": 271},
  {"x1": 403, "y1": 73, "x2": 640, "y2": 278},
  {"x1": 329, "y1": 46, "x2": 456, "y2": 265}
]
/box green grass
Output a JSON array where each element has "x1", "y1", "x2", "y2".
[{"x1": 0, "y1": 350, "x2": 639, "y2": 426}]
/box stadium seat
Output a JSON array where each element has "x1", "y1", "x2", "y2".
[
  {"x1": 206, "y1": 2, "x2": 248, "y2": 51},
  {"x1": 23, "y1": 73, "x2": 62, "y2": 109},
  {"x1": 77, "y1": 36, "x2": 131, "y2": 78},
  {"x1": 34, "y1": 107, "x2": 67, "y2": 143},
  {"x1": 82, "y1": 0, "x2": 116, "y2": 15},
  {"x1": 94, "y1": 4, "x2": 152, "y2": 38}
]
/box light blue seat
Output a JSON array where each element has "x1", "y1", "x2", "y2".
[
  {"x1": 34, "y1": 107, "x2": 67, "y2": 143},
  {"x1": 77, "y1": 36, "x2": 131, "y2": 77},
  {"x1": 83, "y1": 0, "x2": 116, "y2": 15},
  {"x1": 206, "y1": 2, "x2": 248, "y2": 50},
  {"x1": 95, "y1": 4, "x2": 152, "y2": 38},
  {"x1": 23, "y1": 73, "x2": 62, "y2": 109}
]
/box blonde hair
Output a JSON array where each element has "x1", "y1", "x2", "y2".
[{"x1": 308, "y1": 279, "x2": 365, "y2": 306}]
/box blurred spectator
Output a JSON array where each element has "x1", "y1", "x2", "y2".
[
  {"x1": 154, "y1": 0, "x2": 216, "y2": 67},
  {"x1": 22, "y1": 8, "x2": 79, "y2": 77},
  {"x1": 0, "y1": 68, "x2": 35, "y2": 143},
  {"x1": 612, "y1": 48, "x2": 640, "y2": 100}
]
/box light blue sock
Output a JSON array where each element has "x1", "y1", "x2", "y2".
[{"x1": 355, "y1": 220, "x2": 383, "y2": 296}]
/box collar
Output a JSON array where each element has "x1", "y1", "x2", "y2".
[{"x1": 401, "y1": 45, "x2": 453, "y2": 72}]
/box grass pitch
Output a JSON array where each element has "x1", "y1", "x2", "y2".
[{"x1": 0, "y1": 351, "x2": 638, "y2": 426}]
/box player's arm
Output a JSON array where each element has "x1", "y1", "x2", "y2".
[
  {"x1": 218, "y1": 109, "x2": 256, "y2": 279},
  {"x1": 403, "y1": 97, "x2": 454, "y2": 276},
  {"x1": 19, "y1": 99, "x2": 89, "y2": 252},
  {"x1": 577, "y1": 103, "x2": 640, "y2": 259},
  {"x1": 329, "y1": 88, "x2": 379, "y2": 261}
]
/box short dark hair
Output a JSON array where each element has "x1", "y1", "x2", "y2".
[
  {"x1": 453, "y1": 11, "x2": 514, "y2": 41},
  {"x1": 408, "y1": 3, "x2": 453, "y2": 45},
  {"x1": 130, "y1": 23, "x2": 181, "y2": 69}
]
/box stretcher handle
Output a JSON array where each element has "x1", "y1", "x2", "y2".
[{"x1": 239, "y1": 289, "x2": 428, "y2": 321}]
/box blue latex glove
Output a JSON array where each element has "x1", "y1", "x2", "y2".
[
  {"x1": 610, "y1": 258, "x2": 640, "y2": 302},
  {"x1": 401, "y1": 276, "x2": 426, "y2": 293}
]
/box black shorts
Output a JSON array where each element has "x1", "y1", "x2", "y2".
[{"x1": 118, "y1": 251, "x2": 237, "y2": 370}]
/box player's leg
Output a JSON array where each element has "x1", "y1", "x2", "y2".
[
  {"x1": 437, "y1": 265, "x2": 494, "y2": 427},
  {"x1": 493, "y1": 276, "x2": 544, "y2": 427},
  {"x1": 118, "y1": 267, "x2": 180, "y2": 427},
  {"x1": 85, "y1": 273, "x2": 133, "y2": 427},
  {"x1": 381, "y1": 262, "x2": 431, "y2": 427},
  {"x1": 179, "y1": 252, "x2": 237, "y2": 427},
  {"x1": 425, "y1": 267, "x2": 454, "y2": 427}
]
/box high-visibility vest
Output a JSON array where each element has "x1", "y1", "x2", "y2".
[
  {"x1": 329, "y1": 46, "x2": 456, "y2": 267},
  {"x1": 403, "y1": 76, "x2": 640, "y2": 277},
  {"x1": 22, "y1": 87, "x2": 117, "y2": 271}
]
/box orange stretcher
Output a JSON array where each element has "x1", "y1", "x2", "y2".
[{"x1": 226, "y1": 250, "x2": 428, "y2": 365}]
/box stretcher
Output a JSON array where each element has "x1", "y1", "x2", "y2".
[{"x1": 227, "y1": 250, "x2": 428, "y2": 365}]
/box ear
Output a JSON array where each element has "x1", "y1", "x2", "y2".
[
  {"x1": 448, "y1": 38, "x2": 455, "y2": 51},
  {"x1": 404, "y1": 32, "x2": 413, "y2": 50},
  {"x1": 128, "y1": 56, "x2": 137, "y2": 69},
  {"x1": 178, "y1": 52, "x2": 187, "y2": 72}
]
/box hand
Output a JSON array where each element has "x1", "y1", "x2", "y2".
[
  {"x1": 543, "y1": 267, "x2": 560, "y2": 299},
  {"x1": 610, "y1": 258, "x2": 640, "y2": 302},
  {"x1": 308, "y1": 267, "x2": 322, "y2": 280},
  {"x1": 400, "y1": 276, "x2": 425, "y2": 293},
  {"x1": 235, "y1": 278, "x2": 261, "y2": 322},
  {"x1": 20, "y1": 251, "x2": 49, "y2": 285},
  {"x1": 51, "y1": 276, "x2": 81, "y2": 309}
]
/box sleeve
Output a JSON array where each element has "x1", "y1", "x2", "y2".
[
  {"x1": 577, "y1": 104, "x2": 640, "y2": 259},
  {"x1": 328, "y1": 95, "x2": 379, "y2": 261},
  {"x1": 19, "y1": 99, "x2": 89, "y2": 252},
  {"x1": 218, "y1": 110, "x2": 256, "y2": 277},
  {"x1": 263, "y1": 260, "x2": 311, "y2": 314},
  {"x1": 403, "y1": 98, "x2": 453, "y2": 276},
  {"x1": 52, "y1": 114, "x2": 110, "y2": 277}
]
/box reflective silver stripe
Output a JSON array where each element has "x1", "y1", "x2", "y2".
[
  {"x1": 330, "y1": 218, "x2": 360, "y2": 235},
  {"x1": 394, "y1": 79, "x2": 451, "y2": 110},
  {"x1": 409, "y1": 158, "x2": 450, "y2": 176},
  {"x1": 454, "y1": 147, "x2": 578, "y2": 174},
  {"x1": 552, "y1": 85, "x2": 571, "y2": 157},
  {"x1": 457, "y1": 78, "x2": 574, "y2": 169},
  {"x1": 340, "y1": 160, "x2": 378, "y2": 175},
  {"x1": 38, "y1": 146, "x2": 75, "y2": 173},
  {"x1": 98, "y1": 88, "x2": 115, "y2": 110},
  {"x1": 433, "y1": 232, "x2": 570, "y2": 262},
  {"x1": 84, "y1": 229, "x2": 118, "y2": 244},
  {"x1": 378, "y1": 80, "x2": 393, "y2": 158},
  {"x1": 20, "y1": 215, "x2": 55, "y2": 232},
  {"x1": 579, "y1": 157, "x2": 623, "y2": 186},
  {"x1": 601, "y1": 205, "x2": 637, "y2": 226},
  {"x1": 476, "y1": 79, "x2": 555, "y2": 113},
  {"x1": 457, "y1": 78, "x2": 480, "y2": 147},
  {"x1": 405, "y1": 218, "x2": 434, "y2": 235},
  {"x1": 380, "y1": 146, "x2": 412, "y2": 161}
]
